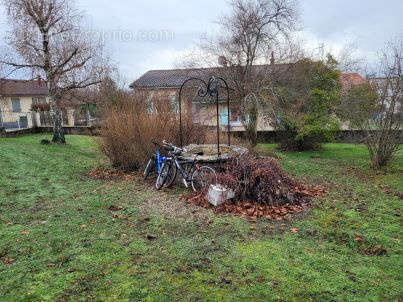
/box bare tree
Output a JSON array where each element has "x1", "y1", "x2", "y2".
[
  {"x1": 364, "y1": 39, "x2": 402, "y2": 168},
  {"x1": 0, "y1": 0, "x2": 108, "y2": 143},
  {"x1": 0, "y1": 59, "x2": 4, "y2": 78},
  {"x1": 199, "y1": 0, "x2": 299, "y2": 145}
]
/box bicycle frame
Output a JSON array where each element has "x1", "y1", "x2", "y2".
[
  {"x1": 159, "y1": 141, "x2": 215, "y2": 191},
  {"x1": 155, "y1": 147, "x2": 169, "y2": 173},
  {"x1": 170, "y1": 153, "x2": 199, "y2": 183}
]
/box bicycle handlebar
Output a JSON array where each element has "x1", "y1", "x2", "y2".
[
  {"x1": 162, "y1": 140, "x2": 187, "y2": 154},
  {"x1": 152, "y1": 140, "x2": 204, "y2": 157},
  {"x1": 152, "y1": 140, "x2": 180, "y2": 152}
]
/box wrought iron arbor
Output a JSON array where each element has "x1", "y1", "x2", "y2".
[{"x1": 178, "y1": 76, "x2": 231, "y2": 155}]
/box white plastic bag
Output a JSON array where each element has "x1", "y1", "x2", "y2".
[{"x1": 207, "y1": 184, "x2": 234, "y2": 206}]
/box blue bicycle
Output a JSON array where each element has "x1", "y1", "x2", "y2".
[{"x1": 143, "y1": 141, "x2": 177, "y2": 188}]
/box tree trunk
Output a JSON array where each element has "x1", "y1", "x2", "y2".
[
  {"x1": 246, "y1": 104, "x2": 258, "y2": 146},
  {"x1": 85, "y1": 103, "x2": 91, "y2": 126},
  {"x1": 51, "y1": 100, "x2": 66, "y2": 144}
]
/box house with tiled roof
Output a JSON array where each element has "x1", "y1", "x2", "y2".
[
  {"x1": 130, "y1": 66, "x2": 367, "y2": 131},
  {"x1": 130, "y1": 65, "x2": 294, "y2": 131},
  {"x1": 0, "y1": 78, "x2": 50, "y2": 129},
  {"x1": 0, "y1": 78, "x2": 96, "y2": 130}
]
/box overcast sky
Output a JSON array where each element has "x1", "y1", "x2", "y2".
[{"x1": 1, "y1": 0, "x2": 402, "y2": 82}]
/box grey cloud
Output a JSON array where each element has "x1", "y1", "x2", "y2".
[{"x1": 1, "y1": 0, "x2": 402, "y2": 81}]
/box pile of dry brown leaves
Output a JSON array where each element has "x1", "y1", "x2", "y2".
[
  {"x1": 184, "y1": 184, "x2": 326, "y2": 221},
  {"x1": 87, "y1": 167, "x2": 134, "y2": 181}
]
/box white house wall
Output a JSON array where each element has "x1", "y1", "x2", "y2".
[{"x1": 0, "y1": 96, "x2": 49, "y2": 129}]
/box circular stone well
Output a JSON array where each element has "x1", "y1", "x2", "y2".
[{"x1": 181, "y1": 144, "x2": 248, "y2": 163}]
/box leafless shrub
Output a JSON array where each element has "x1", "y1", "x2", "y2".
[
  {"x1": 366, "y1": 40, "x2": 402, "y2": 168},
  {"x1": 99, "y1": 92, "x2": 206, "y2": 171},
  {"x1": 340, "y1": 39, "x2": 402, "y2": 168}
]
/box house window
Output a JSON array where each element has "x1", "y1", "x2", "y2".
[
  {"x1": 231, "y1": 113, "x2": 242, "y2": 124},
  {"x1": 220, "y1": 106, "x2": 243, "y2": 125},
  {"x1": 219, "y1": 106, "x2": 229, "y2": 125},
  {"x1": 11, "y1": 98, "x2": 21, "y2": 113}
]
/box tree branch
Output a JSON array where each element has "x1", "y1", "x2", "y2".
[{"x1": 0, "y1": 60, "x2": 44, "y2": 69}]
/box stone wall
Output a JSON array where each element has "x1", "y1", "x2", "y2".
[
  {"x1": 1, "y1": 126, "x2": 101, "y2": 137},
  {"x1": 2, "y1": 126, "x2": 402, "y2": 144},
  {"x1": 37, "y1": 126, "x2": 101, "y2": 136},
  {"x1": 233, "y1": 130, "x2": 403, "y2": 144}
]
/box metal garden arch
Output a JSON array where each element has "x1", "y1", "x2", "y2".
[{"x1": 178, "y1": 76, "x2": 231, "y2": 156}]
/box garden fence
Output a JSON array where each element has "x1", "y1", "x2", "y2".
[{"x1": 0, "y1": 110, "x2": 37, "y2": 130}]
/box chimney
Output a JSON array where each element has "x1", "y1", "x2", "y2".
[
  {"x1": 37, "y1": 75, "x2": 42, "y2": 87},
  {"x1": 270, "y1": 51, "x2": 275, "y2": 65}
]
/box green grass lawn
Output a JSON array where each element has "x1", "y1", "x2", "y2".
[{"x1": 0, "y1": 135, "x2": 401, "y2": 301}]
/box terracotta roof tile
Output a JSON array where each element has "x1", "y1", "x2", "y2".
[
  {"x1": 0, "y1": 78, "x2": 48, "y2": 96},
  {"x1": 340, "y1": 73, "x2": 366, "y2": 88}
]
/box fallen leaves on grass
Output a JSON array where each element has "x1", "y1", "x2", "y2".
[
  {"x1": 363, "y1": 244, "x2": 387, "y2": 256},
  {"x1": 87, "y1": 167, "x2": 134, "y2": 181},
  {"x1": 184, "y1": 193, "x2": 310, "y2": 221},
  {"x1": 183, "y1": 184, "x2": 325, "y2": 221},
  {"x1": 350, "y1": 234, "x2": 388, "y2": 256},
  {"x1": 1, "y1": 257, "x2": 15, "y2": 266},
  {"x1": 108, "y1": 205, "x2": 124, "y2": 212},
  {"x1": 379, "y1": 185, "x2": 403, "y2": 200},
  {"x1": 295, "y1": 185, "x2": 327, "y2": 198},
  {"x1": 290, "y1": 227, "x2": 300, "y2": 234}
]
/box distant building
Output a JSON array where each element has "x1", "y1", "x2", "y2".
[
  {"x1": 0, "y1": 78, "x2": 96, "y2": 130},
  {"x1": 0, "y1": 78, "x2": 49, "y2": 129},
  {"x1": 340, "y1": 73, "x2": 367, "y2": 88},
  {"x1": 130, "y1": 67, "x2": 367, "y2": 132}
]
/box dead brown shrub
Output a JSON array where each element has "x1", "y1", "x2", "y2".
[
  {"x1": 99, "y1": 92, "x2": 206, "y2": 171},
  {"x1": 216, "y1": 154, "x2": 316, "y2": 206}
]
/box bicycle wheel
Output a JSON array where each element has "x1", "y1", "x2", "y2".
[
  {"x1": 155, "y1": 161, "x2": 173, "y2": 190},
  {"x1": 144, "y1": 158, "x2": 156, "y2": 180},
  {"x1": 191, "y1": 166, "x2": 217, "y2": 192},
  {"x1": 164, "y1": 160, "x2": 177, "y2": 188}
]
